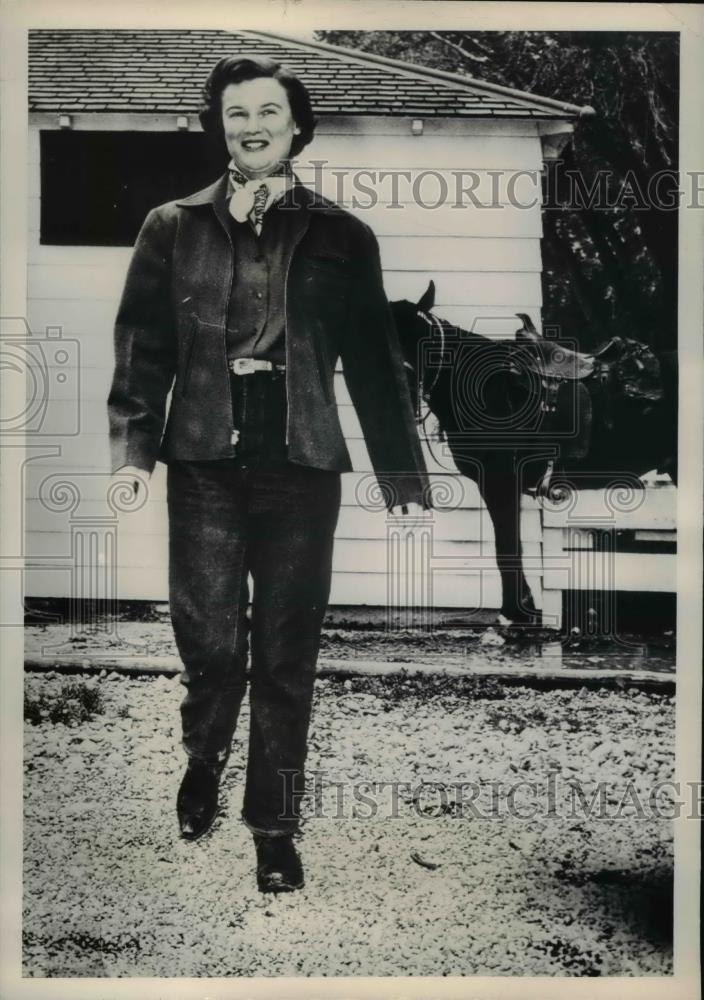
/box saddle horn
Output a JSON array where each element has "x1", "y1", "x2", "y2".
[{"x1": 516, "y1": 313, "x2": 539, "y2": 336}]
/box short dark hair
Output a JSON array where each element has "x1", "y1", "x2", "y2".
[{"x1": 199, "y1": 55, "x2": 317, "y2": 159}]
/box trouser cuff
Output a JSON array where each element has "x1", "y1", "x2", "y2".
[
  {"x1": 183, "y1": 743, "x2": 230, "y2": 774},
  {"x1": 241, "y1": 813, "x2": 299, "y2": 838}
]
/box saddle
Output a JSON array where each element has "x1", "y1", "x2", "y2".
[
  {"x1": 508, "y1": 315, "x2": 663, "y2": 489},
  {"x1": 513, "y1": 313, "x2": 623, "y2": 380}
]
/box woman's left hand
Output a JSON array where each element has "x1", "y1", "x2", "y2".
[{"x1": 388, "y1": 502, "x2": 429, "y2": 529}]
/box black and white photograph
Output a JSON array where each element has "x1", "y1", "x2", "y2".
[{"x1": 0, "y1": 2, "x2": 702, "y2": 997}]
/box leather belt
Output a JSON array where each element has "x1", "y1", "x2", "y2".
[{"x1": 228, "y1": 358, "x2": 286, "y2": 376}]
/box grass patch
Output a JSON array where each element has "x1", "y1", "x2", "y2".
[
  {"x1": 24, "y1": 680, "x2": 105, "y2": 726},
  {"x1": 322, "y1": 672, "x2": 507, "y2": 708}
]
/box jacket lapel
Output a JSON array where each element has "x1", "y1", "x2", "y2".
[{"x1": 176, "y1": 174, "x2": 232, "y2": 238}]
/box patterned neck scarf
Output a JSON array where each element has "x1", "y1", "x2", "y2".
[{"x1": 227, "y1": 158, "x2": 294, "y2": 232}]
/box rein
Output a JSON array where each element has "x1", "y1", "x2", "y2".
[
  {"x1": 416, "y1": 309, "x2": 446, "y2": 405},
  {"x1": 409, "y1": 308, "x2": 456, "y2": 473}
]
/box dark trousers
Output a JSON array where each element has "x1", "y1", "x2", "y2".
[{"x1": 166, "y1": 372, "x2": 341, "y2": 835}]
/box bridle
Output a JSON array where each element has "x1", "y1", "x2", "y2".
[
  {"x1": 418, "y1": 308, "x2": 446, "y2": 406},
  {"x1": 402, "y1": 307, "x2": 446, "y2": 419},
  {"x1": 403, "y1": 306, "x2": 454, "y2": 472}
]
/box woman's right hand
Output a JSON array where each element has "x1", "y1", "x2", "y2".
[{"x1": 110, "y1": 464, "x2": 151, "y2": 502}]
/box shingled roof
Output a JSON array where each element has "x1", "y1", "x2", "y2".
[{"x1": 28, "y1": 29, "x2": 593, "y2": 120}]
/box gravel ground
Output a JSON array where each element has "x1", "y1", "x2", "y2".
[{"x1": 23, "y1": 668, "x2": 674, "y2": 978}]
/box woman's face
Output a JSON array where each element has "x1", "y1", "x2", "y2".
[{"x1": 221, "y1": 76, "x2": 300, "y2": 179}]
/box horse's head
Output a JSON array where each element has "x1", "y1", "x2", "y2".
[{"x1": 389, "y1": 281, "x2": 437, "y2": 397}]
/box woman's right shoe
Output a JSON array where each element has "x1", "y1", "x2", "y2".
[
  {"x1": 176, "y1": 758, "x2": 223, "y2": 840},
  {"x1": 254, "y1": 834, "x2": 304, "y2": 892}
]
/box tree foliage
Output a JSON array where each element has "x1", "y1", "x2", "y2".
[{"x1": 316, "y1": 31, "x2": 679, "y2": 351}]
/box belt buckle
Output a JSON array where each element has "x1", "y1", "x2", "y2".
[{"x1": 233, "y1": 358, "x2": 256, "y2": 375}]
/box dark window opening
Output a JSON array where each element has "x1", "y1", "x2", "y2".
[{"x1": 40, "y1": 130, "x2": 224, "y2": 246}]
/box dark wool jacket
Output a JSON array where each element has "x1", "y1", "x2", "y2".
[{"x1": 107, "y1": 174, "x2": 431, "y2": 509}]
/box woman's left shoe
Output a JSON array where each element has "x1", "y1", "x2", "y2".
[{"x1": 254, "y1": 834, "x2": 304, "y2": 893}]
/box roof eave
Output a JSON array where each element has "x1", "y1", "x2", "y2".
[{"x1": 249, "y1": 29, "x2": 596, "y2": 121}]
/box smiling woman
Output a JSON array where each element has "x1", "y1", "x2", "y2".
[{"x1": 106, "y1": 54, "x2": 431, "y2": 895}]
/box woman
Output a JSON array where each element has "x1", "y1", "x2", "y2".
[{"x1": 108, "y1": 55, "x2": 431, "y2": 893}]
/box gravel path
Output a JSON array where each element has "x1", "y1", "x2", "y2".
[
  {"x1": 25, "y1": 620, "x2": 676, "y2": 674},
  {"x1": 23, "y1": 670, "x2": 674, "y2": 978}
]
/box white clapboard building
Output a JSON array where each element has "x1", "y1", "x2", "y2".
[{"x1": 25, "y1": 29, "x2": 675, "y2": 626}]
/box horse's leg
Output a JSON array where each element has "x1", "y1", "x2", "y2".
[{"x1": 481, "y1": 455, "x2": 539, "y2": 625}]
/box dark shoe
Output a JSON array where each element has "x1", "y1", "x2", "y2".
[
  {"x1": 254, "y1": 834, "x2": 304, "y2": 893},
  {"x1": 176, "y1": 758, "x2": 222, "y2": 841}
]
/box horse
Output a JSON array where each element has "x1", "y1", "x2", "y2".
[{"x1": 390, "y1": 282, "x2": 678, "y2": 625}]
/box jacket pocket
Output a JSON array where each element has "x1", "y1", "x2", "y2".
[{"x1": 179, "y1": 314, "x2": 198, "y2": 397}]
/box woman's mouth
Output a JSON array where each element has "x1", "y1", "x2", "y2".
[{"x1": 241, "y1": 139, "x2": 269, "y2": 151}]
